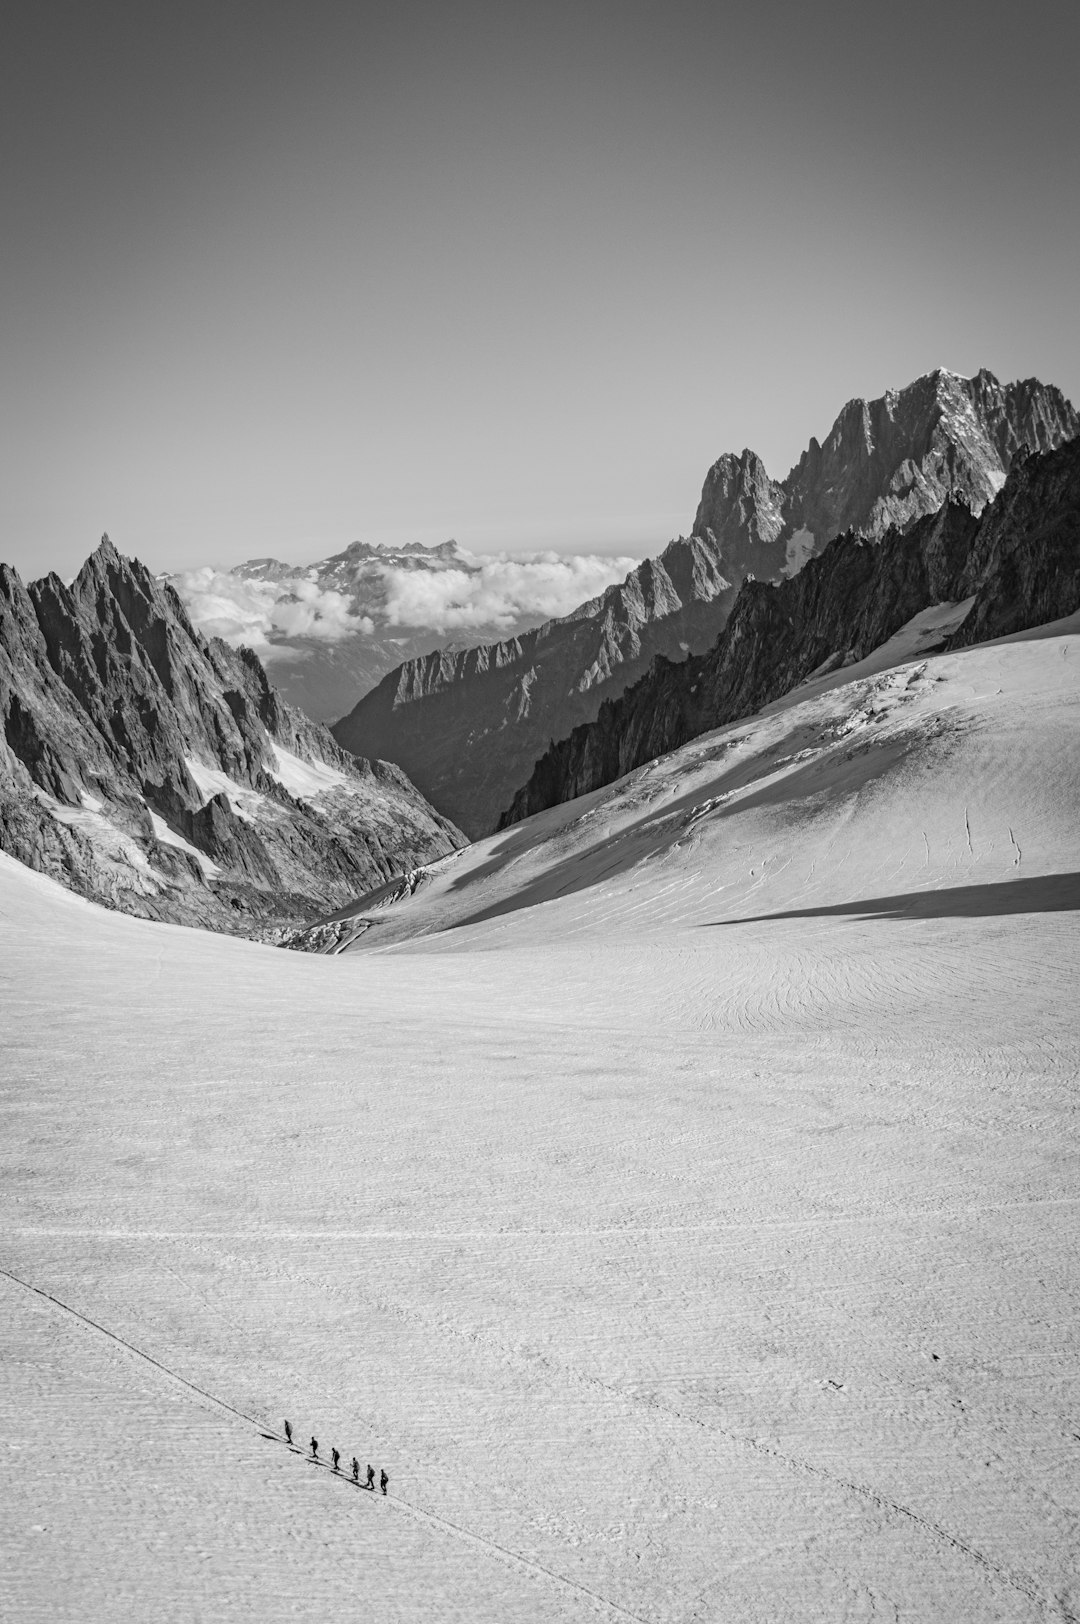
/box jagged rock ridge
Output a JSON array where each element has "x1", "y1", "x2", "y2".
[
  {"x1": 333, "y1": 370, "x2": 1078, "y2": 837},
  {"x1": 694, "y1": 368, "x2": 1077, "y2": 577},
  {"x1": 500, "y1": 436, "x2": 1080, "y2": 825},
  {"x1": 0, "y1": 537, "x2": 464, "y2": 932}
]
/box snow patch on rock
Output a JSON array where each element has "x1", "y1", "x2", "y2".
[
  {"x1": 268, "y1": 745, "x2": 351, "y2": 801},
  {"x1": 35, "y1": 792, "x2": 163, "y2": 884},
  {"x1": 783, "y1": 527, "x2": 816, "y2": 577},
  {"x1": 184, "y1": 758, "x2": 263, "y2": 824},
  {"x1": 147, "y1": 811, "x2": 222, "y2": 879}
]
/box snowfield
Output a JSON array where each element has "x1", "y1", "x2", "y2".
[{"x1": 2, "y1": 614, "x2": 1079, "y2": 1622}]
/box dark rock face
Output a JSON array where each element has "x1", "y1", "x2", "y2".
[
  {"x1": 501, "y1": 436, "x2": 1080, "y2": 826},
  {"x1": 948, "y1": 442, "x2": 1080, "y2": 648},
  {"x1": 334, "y1": 370, "x2": 1078, "y2": 837},
  {"x1": 0, "y1": 537, "x2": 464, "y2": 933}
]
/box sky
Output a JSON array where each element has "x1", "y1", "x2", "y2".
[{"x1": 2, "y1": 0, "x2": 1078, "y2": 584}]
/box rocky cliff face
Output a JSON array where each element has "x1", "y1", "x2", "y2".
[
  {"x1": 0, "y1": 537, "x2": 464, "y2": 933},
  {"x1": 694, "y1": 368, "x2": 1078, "y2": 573},
  {"x1": 334, "y1": 370, "x2": 1078, "y2": 838},
  {"x1": 501, "y1": 436, "x2": 1080, "y2": 825}
]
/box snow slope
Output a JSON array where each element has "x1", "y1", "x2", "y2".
[
  {"x1": 1, "y1": 615, "x2": 1078, "y2": 1623},
  {"x1": 329, "y1": 606, "x2": 1080, "y2": 952}
]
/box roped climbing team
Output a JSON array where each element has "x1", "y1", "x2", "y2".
[{"x1": 289, "y1": 1423, "x2": 389, "y2": 1494}]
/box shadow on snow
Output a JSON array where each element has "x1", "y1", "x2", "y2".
[{"x1": 703, "y1": 871, "x2": 1080, "y2": 926}]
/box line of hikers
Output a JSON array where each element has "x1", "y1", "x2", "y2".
[{"x1": 283, "y1": 1420, "x2": 388, "y2": 1494}]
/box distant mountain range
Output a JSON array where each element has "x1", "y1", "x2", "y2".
[
  {"x1": 332, "y1": 369, "x2": 1079, "y2": 836},
  {"x1": 170, "y1": 539, "x2": 638, "y2": 724},
  {"x1": 0, "y1": 538, "x2": 463, "y2": 933},
  {"x1": 501, "y1": 435, "x2": 1080, "y2": 826}
]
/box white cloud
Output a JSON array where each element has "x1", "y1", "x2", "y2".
[
  {"x1": 173, "y1": 548, "x2": 640, "y2": 654},
  {"x1": 173, "y1": 568, "x2": 374, "y2": 659},
  {"x1": 377, "y1": 549, "x2": 639, "y2": 633},
  {"x1": 275, "y1": 577, "x2": 376, "y2": 641}
]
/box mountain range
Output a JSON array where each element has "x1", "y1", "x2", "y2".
[
  {"x1": 501, "y1": 435, "x2": 1080, "y2": 825},
  {"x1": 3, "y1": 366, "x2": 1076, "y2": 939},
  {"x1": 171, "y1": 539, "x2": 638, "y2": 724},
  {"x1": 0, "y1": 538, "x2": 462, "y2": 933},
  {"x1": 332, "y1": 369, "x2": 1078, "y2": 837}
]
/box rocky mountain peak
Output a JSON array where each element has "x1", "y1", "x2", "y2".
[
  {"x1": 92, "y1": 530, "x2": 120, "y2": 563},
  {"x1": 327, "y1": 537, "x2": 463, "y2": 568},
  {"x1": 0, "y1": 539, "x2": 463, "y2": 934},
  {"x1": 695, "y1": 369, "x2": 1079, "y2": 589},
  {"x1": 692, "y1": 448, "x2": 786, "y2": 578},
  {"x1": 231, "y1": 556, "x2": 305, "y2": 583}
]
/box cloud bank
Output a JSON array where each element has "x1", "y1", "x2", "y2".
[
  {"x1": 173, "y1": 547, "x2": 640, "y2": 655},
  {"x1": 377, "y1": 550, "x2": 639, "y2": 633},
  {"x1": 173, "y1": 569, "x2": 375, "y2": 659}
]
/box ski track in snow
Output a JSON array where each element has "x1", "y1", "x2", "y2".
[
  {"x1": 3, "y1": 619, "x2": 1080, "y2": 1622},
  {"x1": 11, "y1": 1191, "x2": 1080, "y2": 1240}
]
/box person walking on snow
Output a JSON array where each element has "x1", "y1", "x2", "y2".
[
  {"x1": 332, "y1": 1448, "x2": 340, "y2": 1473},
  {"x1": 365, "y1": 1464, "x2": 375, "y2": 1490},
  {"x1": 380, "y1": 1469, "x2": 389, "y2": 1496},
  {"x1": 351, "y1": 1458, "x2": 360, "y2": 1483},
  {"x1": 284, "y1": 1421, "x2": 292, "y2": 1446},
  {"x1": 310, "y1": 1437, "x2": 319, "y2": 1460}
]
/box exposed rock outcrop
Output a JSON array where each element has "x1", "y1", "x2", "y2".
[
  {"x1": 0, "y1": 537, "x2": 464, "y2": 932},
  {"x1": 334, "y1": 370, "x2": 1078, "y2": 837},
  {"x1": 500, "y1": 436, "x2": 1080, "y2": 825}
]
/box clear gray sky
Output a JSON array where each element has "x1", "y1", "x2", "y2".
[{"x1": 2, "y1": 0, "x2": 1077, "y2": 582}]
